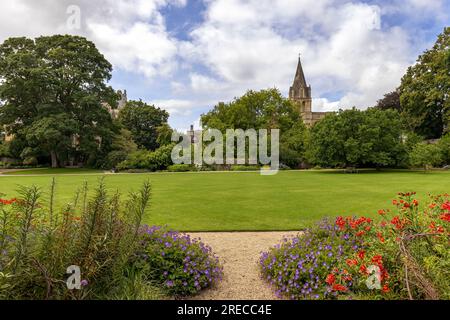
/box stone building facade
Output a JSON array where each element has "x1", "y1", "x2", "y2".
[
  {"x1": 289, "y1": 57, "x2": 330, "y2": 126},
  {"x1": 104, "y1": 89, "x2": 128, "y2": 119}
]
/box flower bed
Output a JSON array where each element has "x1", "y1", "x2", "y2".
[
  {"x1": 261, "y1": 193, "x2": 450, "y2": 300},
  {"x1": 0, "y1": 181, "x2": 222, "y2": 300},
  {"x1": 132, "y1": 226, "x2": 223, "y2": 296}
]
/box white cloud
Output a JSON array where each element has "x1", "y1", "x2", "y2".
[
  {"x1": 88, "y1": 22, "x2": 178, "y2": 78},
  {"x1": 182, "y1": 0, "x2": 415, "y2": 111},
  {"x1": 0, "y1": 0, "x2": 183, "y2": 79},
  {"x1": 0, "y1": 0, "x2": 446, "y2": 118}
]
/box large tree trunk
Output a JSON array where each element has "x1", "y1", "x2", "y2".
[{"x1": 50, "y1": 150, "x2": 59, "y2": 168}]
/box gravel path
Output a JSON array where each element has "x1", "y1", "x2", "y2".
[{"x1": 188, "y1": 232, "x2": 299, "y2": 300}]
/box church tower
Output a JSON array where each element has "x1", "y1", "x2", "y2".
[{"x1": 289, "y1": 56, "x2": 312, "y2": 116}]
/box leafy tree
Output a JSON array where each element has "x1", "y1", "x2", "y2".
[
  {"x1": 280, "y1": 122, "x2": 307, "y2": 168},
  {"x1": 117, "y1": 143, "x2": 175, "y2": 171},
  {"x1": 201, "y1": 88, "x2": 307, "y2": 166},
  {"x1": 409, "y1": 143, "x2": 443, "y2": 170},
  {"x1": 0, "y1": 35, "x2": 118, "y2": 167},
  {"x1": 118, "y1": 100, "x2": 170, "y2": 151},
  {"x1": 375, "y1": 90, "x2": 401, "y2": 112},
  {"x1": 438, "y1": 133, "x2": 450, "y2": 165},
  {"x1": 103, "y1": 128, "x2": 138, "y2": 169},
  {"x1": 307, "y1": 108, "x2": 407, "y2": 168},
  {"x1": 399, "y1": 27, "x2": 450, "y2": 139},
  {"x1": 156, "y1": 123, "x2": 174, "y2": 147},
  {"x1": 0, "y1": 140, "x2": 10, "y2": 158}
]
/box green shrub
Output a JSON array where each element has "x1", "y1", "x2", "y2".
[
  {"x1": 118, "y1": 143, "x2": 175, "y2": 171},
  {"x1": 409, "y1": 142, "x2": 443, "y2": 170},
  {"x1": 438, "y1": 133, "x2": 450, "y2": 165},
  {"x1": 0, "y1": 179, "x2": 154, "y2": 300},
  {"x1": 132, "y1": 226, "x2": 223, "y2": 296},
  {"x1": 167, "y1": 164, "x2": 197, "y2": 172},
  {"x1": 230, "y1": 165, "x2": 260, "y2": 171}
]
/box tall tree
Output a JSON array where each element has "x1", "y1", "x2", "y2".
[
  {"x1": 375, "y1": 90, "x2": 401, "y2": 112},
  {"x1": 307, "y1": 108, "x2": 407, "y2": 168},
  {"x1": 118, "y1": 100, "x2": 170, "y2": 151},
  {"x1": 0, "y1": 35, "x2": 117, "y2": 167},
  {"x1": 201, "y1": 88, "x2": 307, "y2": 167},
  {"x1": 399, "y1": 27, "x2": 450, "y2": 139}
]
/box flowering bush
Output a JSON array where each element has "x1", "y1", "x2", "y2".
[
  {"x1": 262, "y1": 193, "x2": 450, "y2": 300},
  {"x1": 332, "y1": 192, "x2": 450, "y2": 300},
  {"x1": 132, "y1": 226, "x2": 223, "y2": 296},
  {"x1": 260, "y1": 219, "x2": 364, "y2": 299},
  {"x1": 0, "y1": 181, "x2": 155, "y2": 300}
]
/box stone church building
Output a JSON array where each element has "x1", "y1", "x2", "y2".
[{"x1": 289, "y1": 57, "x2": 330, "y2": 126}]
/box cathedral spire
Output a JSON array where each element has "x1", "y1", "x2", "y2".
[{"x1": 293, "y1": 54, "x2": 308, "y2": 88}]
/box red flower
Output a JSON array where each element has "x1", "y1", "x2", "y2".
[
  {"x1": 346, "y1": 259, "x2": 358, "y2": 267},
  {"x1": 442, "y1": 202, "x2": 450, "y2": 211},
  {"x1": 429, "y1": 222, "x2": 436, "y2": 231},
  {"x1": 336, "y1": 217, "x2": 346, "y2": 230},
  {"x1": 382, "y1": 285, "x2": 390, "y2": 293},
  {"x1": 391, "y1": 216, "x2": 405, "y2": 230},
  {"x1": 332, "y1": 284, "x2": 347, "y2": 292},
  {"x1": 371, "y1": 255, "x2": 383, "y2": 266},
  {"x1": 356, "y1": 231, "x2": 365, "y2": 237},
  {"x1": 0, "y1": 198, "x2": 17, "y2": 205},
  {"x1": 412, "y1": 199, "x2": 419, "y2": 206},
  {"x1": 377, "y1": 232, "x2": 385, "y2": 243},
  {"x1": 357, "y1": 250, "x2": 365, "y2": 260},
  {"x1": 440, "y1": 213, "x2": 450, "y2": 222},
  {"x1": 378, "y1": 209, "x2": 386, "y2": 215},
  {"x1": 325, "y1": 274, "x2": 336, "y2": 285},
  {"x1": 359, "y1": 265, "x2": 367, "y2": 275}
]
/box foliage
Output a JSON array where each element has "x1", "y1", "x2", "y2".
[
  {"x1": 117, "y1": 143, "x2": 175, "y2": 171},
  {"x1": 167, "y1": 164, "x2": 197, "y2": 172},
  {"x1": 399, "y1": 27, "x2": 450, "y2": 139},
  {"x1": 332, "y1": 193, "x2": 450, "y2": 300},
  {"x1": 438, "y1": 133, "x2": 450, "y2": 165},
  {"x1": 201, "y1": 88, "x2": 308, "y2": 165},
  {"x1": 102, "y1": 129, "x2": 138, "y2": 169},
  {"x1": 307, "y1": 108, "x2": 408, "y2": 168},
  {"x1": 262, "y1": 193, "x2": 450, "y2": 300},
  {"x1": 0, "y1": 35, "x2": 118, "y2": 168},
  {"x1": 230, "y1": 165, "x2": 260, "y2": 171},
  {"x1": 375, "y1": 90, "x2": 402, "y2": 112},
  {"x1": 156, "y1": 123, "x2": 175, "y2": 147},
  {"x1": 118, "y1": 100, "x2": 170, "y2": 151},
  {"x1": 409, "y1": 142, "x2": 443, "y2": 170},
  {"x1": 260, "y1": 219, "x2": 362, "y2": 300},
  {"x1": 0, "y1": 141, "x2": 11, "y2": 158},
  {"x1": 132, "y1": 226, "x2": 223, "y2": 296},
  {"x1": 0, "y1": 179, "x2": 154, "y2": 300}
]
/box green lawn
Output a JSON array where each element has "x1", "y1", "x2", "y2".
[
  {"x1": 0, "y1": 170, "x2": 449, "y2": 231},
  {"x1": 1, "y1": 168, "x2": 103, "y2": 175}
]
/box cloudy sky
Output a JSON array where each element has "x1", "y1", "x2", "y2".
[{"x1": 0, "y1": 0, "x2": 448, "y2": 130}]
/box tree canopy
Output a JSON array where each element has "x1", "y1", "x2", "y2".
[
  {"x1": 118, "y1": 100, "x2": 170, "y2": 151},
  {"x1": 0, "y1": 35, "x2": 118, "y2": 167},
  {"x1": 307, "y1": 108, "x2": 407, "y2": 168},
  {"x1": 399, "y1": 27, "x2": 450, "y2": 139},
  {"x1": 201, "y1": 88, "x2": 308, "y2": 167}
]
